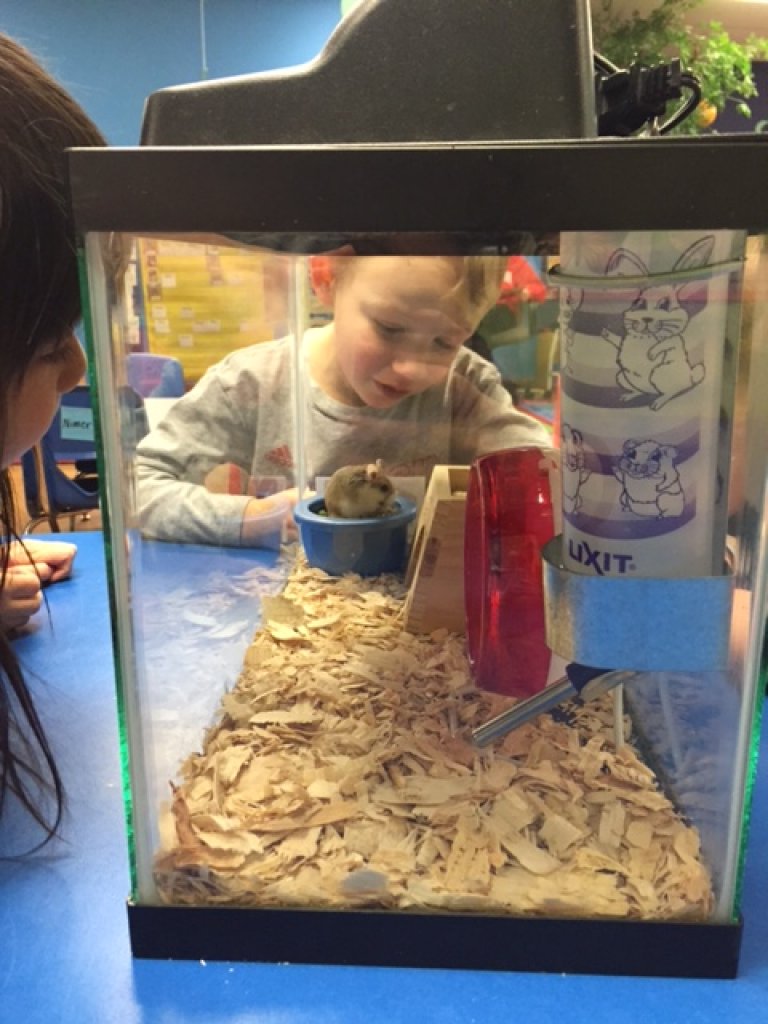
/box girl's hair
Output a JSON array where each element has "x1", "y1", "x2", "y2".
[{"x1": 0, "y1": 34, "x2": 105, "y2": 845}]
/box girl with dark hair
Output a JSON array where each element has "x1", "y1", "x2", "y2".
[{"x1": 0, "y1": 34, "x2": 106, "y2": 845}]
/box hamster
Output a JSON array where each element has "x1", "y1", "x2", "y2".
[
  {"x1": 324, "y1": 460, "x2": 396, "y2": 519},
  {"x1": 613, "y1": 439, "x2": 685, "y2": 519},
  {"x1": 561, "y1": 423, "x2": 592, "y2": 515}
]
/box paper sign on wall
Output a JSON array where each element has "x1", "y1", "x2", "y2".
[{"x1": 60, "y1": 405, "x2": 94, "y2": 442}]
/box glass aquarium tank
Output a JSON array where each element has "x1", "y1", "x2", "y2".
[{"x1": 70, "y1": 138, "x2": 768, "y2": 977}]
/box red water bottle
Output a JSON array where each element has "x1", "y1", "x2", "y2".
[{"x1": 464, "y1": 447, "x2": 557, "y2": 697}]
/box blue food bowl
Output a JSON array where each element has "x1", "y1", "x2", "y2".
[{"x1": 294, "y1": 495, "x2": 417, "y2": 576}]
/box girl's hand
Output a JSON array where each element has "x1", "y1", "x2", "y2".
[
  {"x1": 8, "y1": 539, "x2": 77, "y2": 582},
  {"x1": 0, "y1": 565, "x2": 44, "y2": 631}
]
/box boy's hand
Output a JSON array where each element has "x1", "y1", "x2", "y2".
[
  {"x1": 241, "y1": 488, "x2": 301, "y2": 548},
  {"x1": 8, "y1": 540, "x2": 77, "y2": 582}
]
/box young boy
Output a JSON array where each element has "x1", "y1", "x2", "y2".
[{"x1": 135, "y1": 252, "x2": 550, "y2": 547}]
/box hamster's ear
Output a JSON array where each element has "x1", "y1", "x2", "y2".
[
  {"x1": 605, "y1": 248, "x2": 649, "y2": 277},
  {"x1": 674, "y1": 235, "x2": 715, "y2": 273}
]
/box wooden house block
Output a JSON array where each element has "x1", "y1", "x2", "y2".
[{"x1": 403, "y1": 465, "x2": 469, "y2": 634}]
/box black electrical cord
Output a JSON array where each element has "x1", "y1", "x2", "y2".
[
  {"x1": 593, "y1": 52, "x2": 621, "y2": 78},
  {"x1": 593, "y1": 53, "x2": 703, "y2": 137},
  {"x1": 658, "y1": 71, "x2": 702, "y2": 133}
]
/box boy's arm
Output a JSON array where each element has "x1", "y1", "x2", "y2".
[
  {"x1": 135, "y1": 368, "x2": 260, "y2": 547},
  {"x1": 449, "y1": 351, "x2": 552, "y2": 461}
]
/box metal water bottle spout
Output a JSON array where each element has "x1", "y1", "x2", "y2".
[{"x1": 472, "y1": 663, "x2": 637, "y2": 747}]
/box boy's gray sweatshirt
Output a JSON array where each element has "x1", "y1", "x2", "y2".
[{"x1": 135, "y1": 334, "x2": 550, "y2": 546}]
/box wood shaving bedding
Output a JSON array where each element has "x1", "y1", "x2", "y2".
[{"x1": 154, "y1": 558, "x2": 713, "y2": 920}]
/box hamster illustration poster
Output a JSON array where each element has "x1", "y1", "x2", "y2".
[{"x1": 558, "y1": 230, "x2": 745, "y2": 578}]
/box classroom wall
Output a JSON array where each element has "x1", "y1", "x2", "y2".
[
  {"x1": 711, "y1": 61, "x2": 768, "y2": 134},
  {"x1": 0, "y1": 0, "x2": 341, "y2": 145}
]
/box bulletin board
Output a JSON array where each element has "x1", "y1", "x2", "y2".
[{"x1": 137, "y1": 238, "x2": 291, "y2": 385}]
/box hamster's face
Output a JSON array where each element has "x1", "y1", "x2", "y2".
[
  {"x1": 623, "y1": 285, "x2": 688, "y2": 340},
  {"x1": 351, "y1": 470, "x2": 394, "y2": 508},
  {"x1": 561, "y1": 426, "x2": 585, "y2": 471},
  {"x1": 618, "y1": 441, "x2": 675, "y2": 478},
  {"x1": 560, "y1": 286, "x2": 583, "y2": 323},
  {"x1": 357, "y1": 473, "x2": 393, "y2": 496}
]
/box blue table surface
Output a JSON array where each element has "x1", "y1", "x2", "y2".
[{"x1": 2, "y1": 531, "x2": 768, "y2": 1024}]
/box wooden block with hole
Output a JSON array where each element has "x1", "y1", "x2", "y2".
[{"x1": 403, "y1": 465, "x2": 469, "y2": 634}]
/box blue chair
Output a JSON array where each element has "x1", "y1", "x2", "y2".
[
  {"x1": 42, "y1": 383, "x2": 97, "y2": 465},
  {"x1": 21, "y1": 384, "x2": 100, "y2": 533},
  {"x1": 126, "y1": 353, "x2": 185, "y2": 398},
  {"x1": 20, "y1": 383, "x2": 151, "y2": 533},
  {"x1": 21, "y1": 442, "x2": 100, "y2": 533}
]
